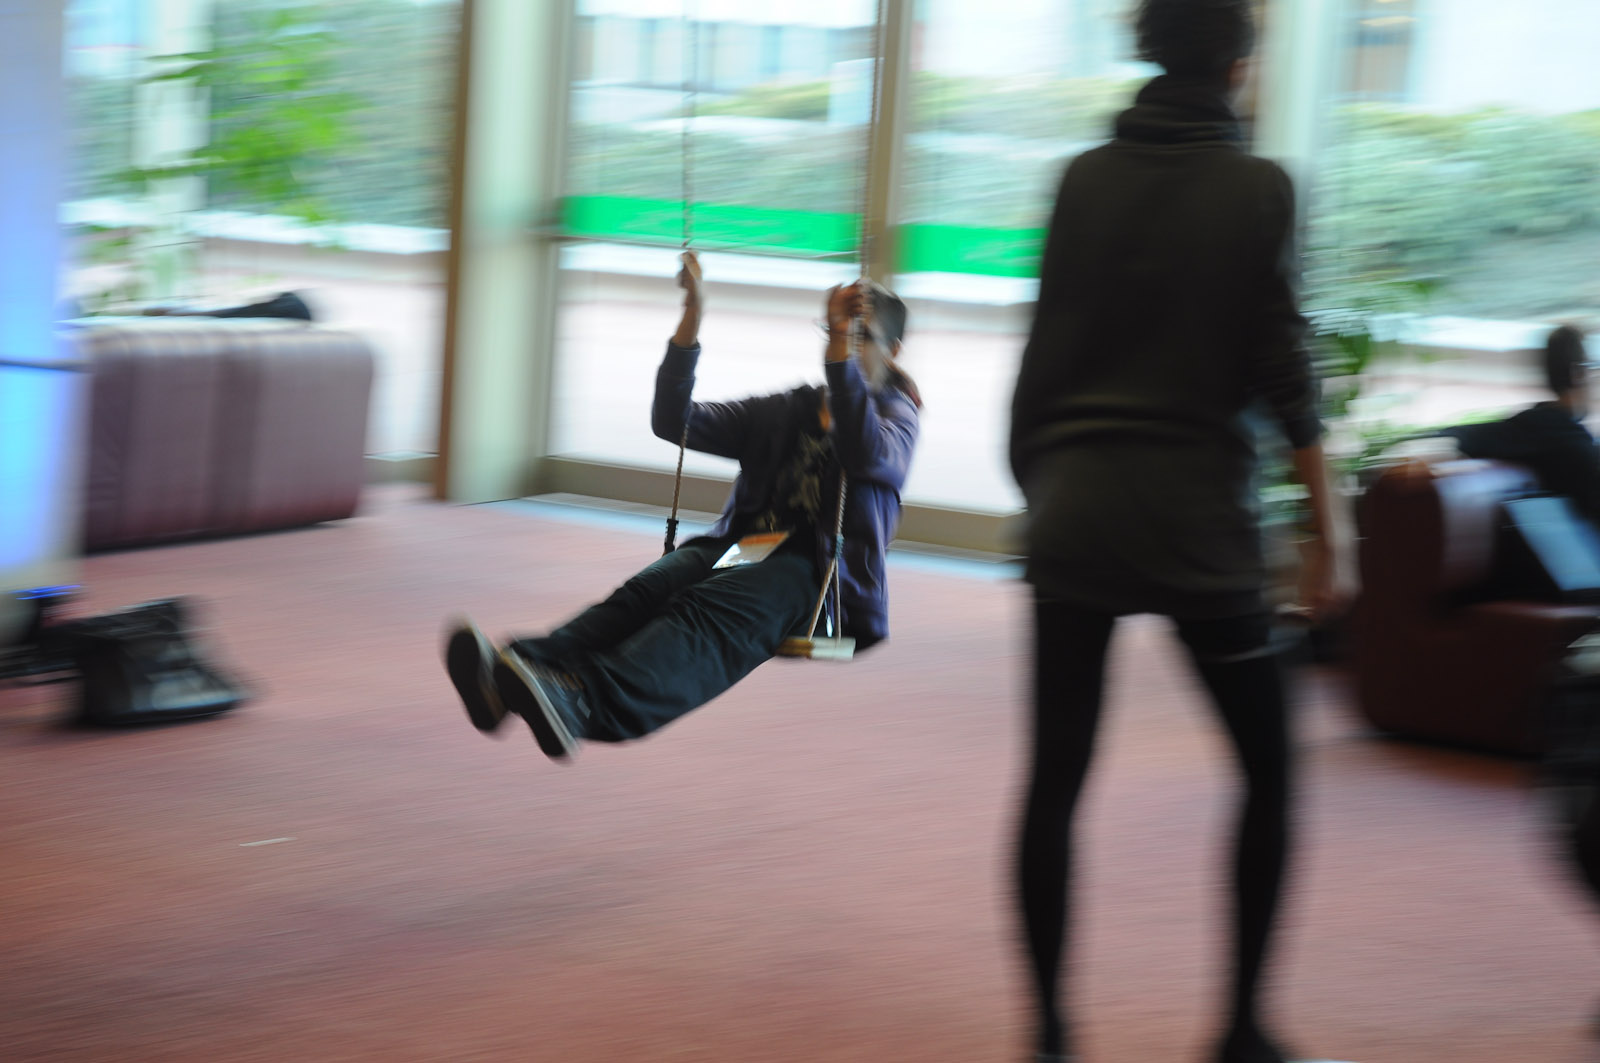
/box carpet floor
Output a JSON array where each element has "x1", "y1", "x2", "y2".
[{"x1": 1, "y1": 487, "x2": 1595, "y2": 1063}]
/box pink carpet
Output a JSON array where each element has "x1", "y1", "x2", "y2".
[{"x1": 1, "y1": 486, "x2": 1595, "y2": 1062}]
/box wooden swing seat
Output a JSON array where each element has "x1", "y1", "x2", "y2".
[{"x1": 776, "y1": 635, "x2": 856, "y2": 661}]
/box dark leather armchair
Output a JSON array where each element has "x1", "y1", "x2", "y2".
[{"x1": 1354, "y1": 459, "x2": 1600, "y2": 755}]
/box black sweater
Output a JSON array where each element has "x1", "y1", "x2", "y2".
[
  {"x1": 1445, "y1": 403, "x2": 1600, "y2": 524},
  {"x1": 1010, "y1": 75, "x2": 1322, "y2": 618}
]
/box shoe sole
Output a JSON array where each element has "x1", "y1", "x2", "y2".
[
  {"x1": 494, "y1": 651, "x2": 578, "y2": 761},
  {"x1": 444, "y1": 621, "x2": 506, "y2": 733}
]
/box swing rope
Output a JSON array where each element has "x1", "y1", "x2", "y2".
[
  {"x1": 798, "y1": 468, "x2": 850, "y2": 642},
  {"x1": 857, "y1": 0, "x2": 886, "y2": 285},
  {"x1": 798, "y1": 0, "x2": 888, "y2": 642},
  {"x1": 664, "y1": 423, "x2": 688, "y2": 556},
  {"x1": 663, "y1": 0, "x2": 699, "y2": 556},
  {"x1": 680, "y1": 0, "x2": 697, "y2": 253}
]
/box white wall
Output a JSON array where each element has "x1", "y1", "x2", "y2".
[
  {"x1": 1412, "y1": 0, "x2": 1600, "y2": 113},
  {"x1": 580, "y1": 0, "x2": 871, "y2": 28},
  {"x1": 0, "y1": 0, "x2": 83, "y2": 641},
  {"x1": 920, "y1": 0, "x2": 1136, "y2": 78},
  {"x1": 580, "y1": 0, "x2": 1141, "y2": 78}
]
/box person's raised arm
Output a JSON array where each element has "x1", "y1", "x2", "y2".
[
  {"x1": 823, "y1": 282, "x2": 859, "y2": 366},
  {"x1": 652, "y1": 251, "x2": 749, "y2": 459},
  {"x1": 823, "y1": 282, "x2": 918, "y2": 486},
  {"x1": 671, "y1": 250, "x2": 702, "y2": 349}
]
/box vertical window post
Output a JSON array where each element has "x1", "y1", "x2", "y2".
[
  {"x1": 864, "y1": 0, "x2": 914, "y2": 282},
  {"x1": 1252, "y1": 0, "x2": 1346, "y2": 212}
]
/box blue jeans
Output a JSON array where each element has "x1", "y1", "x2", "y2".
[{"x1": 512, "y1": 538, "x2": 819, "y2": 741}]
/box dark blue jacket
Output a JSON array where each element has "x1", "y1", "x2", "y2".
[
  {"x1": 1445, "y1": 402, "x2": 1600, "y2": 524},
  {"x1": 652, "y1": 341, "x2": 920, "y2": 644}
]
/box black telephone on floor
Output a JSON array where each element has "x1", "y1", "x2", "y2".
[{"x1": 2, "y1": 593, "x2": 247, "y2": 726}]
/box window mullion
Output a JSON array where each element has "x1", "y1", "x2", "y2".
[
  {"x1": 863, "y1": 0, "x2": 914, "y2": 282},
  {"x1": 1253, "y1": 0, "x2": 1349, "y2": 216}
]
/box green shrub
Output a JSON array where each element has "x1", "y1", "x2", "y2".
[
  {"x1": 1304, "y1": 103, "x2": 1600, "y2": 317},
  {"x1": 693, "y1": 81, "x2": 833, "y2": 122}
]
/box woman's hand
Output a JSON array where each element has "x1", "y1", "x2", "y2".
[{"x1": 1294, "y1": 537, "x2": 1337, "y2": 624}]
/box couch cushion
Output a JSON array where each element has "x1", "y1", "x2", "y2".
[
  {"x1": 80, "y1": 325, "x2": 229, "y2": 550},
  {"x1": 214, "y1": 327, "x2": 374, "y2": 531}
]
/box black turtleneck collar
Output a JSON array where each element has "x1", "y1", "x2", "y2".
[{"x1": 1113, "y1": 74, "x2": 1243, "y2": 147}]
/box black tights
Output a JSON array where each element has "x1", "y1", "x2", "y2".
[
  {"x1": 1575, "y1": 796, "x2": 1600, "y2": 906},
  {"x1": 1019, "y1": 598, "x2": 1291, "y2": 1062}
]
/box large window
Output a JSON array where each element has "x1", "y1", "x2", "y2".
[
  {"x1": 545, "y1": 0, "x2": 1600, "y2": 517},
  {"x1": 565, "y1": 6, "x2": 876, "y2": 257},
  {"x1": 1305, "y1": 0, "x2": 1600, "y2": 439},
  {"x1": 555, "y1": 3, "x2": 878, "y2": 485},
  {"x1": 887, "y1": 0, "x2": 1153, "y2": 510},
  {"x1": 900, "y1": 0, "x2": 1147, "y2": 279},
  {"x1": 61, "y1": 0, "x2": 459, "y2": 457},
  {"x1": 1344, "y1": 0, "x2": 1418, "y2": 102},
  {"x1": 553, "y1": 0, "x2": 1158, "y2": 513},
  {"x1": 64, "y1": 0, "x2": 143, "y2": 205}
]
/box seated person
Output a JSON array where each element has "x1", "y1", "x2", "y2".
[
  {"x1": 1395, "y1": 326, "x2": 1600, "y2": 1031},
  {"x1": 442, "y1": 251, "x2": 920, "y2": 761},
  {"x1": 1396, "y1": 325, "x2": 1597, "y2": 519}
]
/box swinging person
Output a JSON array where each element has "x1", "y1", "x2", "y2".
[{"x1": 442, "y1": 251, "x2": 920, "y2": 760}]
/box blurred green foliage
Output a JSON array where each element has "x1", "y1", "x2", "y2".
[
  {"x1": 1299, "y1": 104, "x2": 1600, "y2": 469},
  {"x1": 1304, "y1": 104, "x2": 1600, "y2": 320},
  {"x1": 133, "y1": 3, "x2": 364, "y2": 227},
  {"x1": 67, "y1": 9, "x2": 1599, "y2": 322},
  {"x1": 908, "y1": 72, "x2": 1135, "y2": 141},
  {"x1": 692, "y1": 80, "x2": 833, "y2": 122},
  {"x1": 695, "y1": 72, "x2": 1134, "y2": 142},
  {"x1": 65, "y1": 76, "x2": 138, "y2": 201},
  {"x1": 599, "y1": 76, "x2": 1600, "y2": 320},
  {"x1": 67, "y1": 0, "x2": 456, "y2": 229},
  {"x1": 568, "y1": 122, "x2": 864, "y2": 215}
]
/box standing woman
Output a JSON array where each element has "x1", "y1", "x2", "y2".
[{"x1": 1008, "y1": 2, "x2": 1337, "y2": 1062}]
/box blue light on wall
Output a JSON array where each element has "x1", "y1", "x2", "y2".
[
  {"x1": 0, "y1": 368, "x2": 80, "y2": 574},
  {"x1": 0, "y1": 2, "x2": 81, "y2": 607}
]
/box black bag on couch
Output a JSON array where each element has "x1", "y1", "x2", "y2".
[{"x1": 52, "y1": 598, "x2": 247, "y2": 726}]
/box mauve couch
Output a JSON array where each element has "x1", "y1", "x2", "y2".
[{"x1": 66, "y1": 319, "x2": 375, "y2": 551}]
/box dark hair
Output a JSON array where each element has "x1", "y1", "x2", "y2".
[
  {"x1": 870, "y1": 286, "x2": 908, "y2": 348},
  {"x1": 1136, "y1": 0, "x2": 1257, "y2": 78},
  {"x1": 1544, "y1": 324, "x2": 1590, "y2": 395}
]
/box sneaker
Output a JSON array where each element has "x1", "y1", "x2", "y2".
[
  {"x1": 493, "y1": 649, "x2": 586, "y2": 761},
  {"x1": 443, "y1": 618, "x2": 506, "y2": 733}
]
